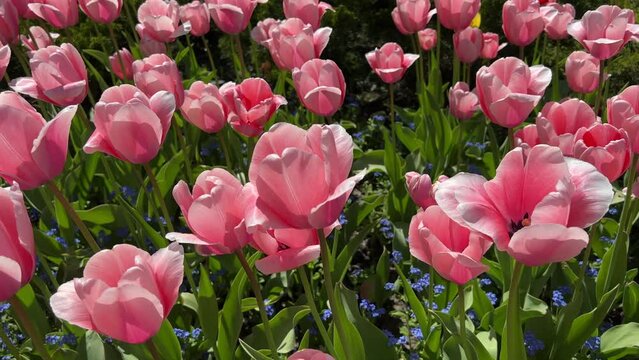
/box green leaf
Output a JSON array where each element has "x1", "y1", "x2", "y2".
[
  {"x1": 244, "y1": 306, "x2": 310, "y2": 353},
  {"x1": 597, "y1": 231, "x2": 628, "y2": 301},
  {"x1": 601, "y1": 323, "x2": 639, "y2": 359},
  {"x1": 623, "y1": 282, "x2": 639, "y2": 322},
  {"x1": 155, "y1": 151, "x2": 186, "y2": 199},
  {"x1": 77, "y1": 331, "x2": 105, "y2": 360},
  {"x1": 480, "y1": 294, "x2": 548, "y2": 335},
  {"x1": 334, "y1": 223, "x2": 375, "y2": 282},
  {"x1": 76, "y1": 204, "x2": 120, "y2": 225},
  {"x1": 118, "y1": 196, "x2": 167, "y2": 250},
  {"x1": 197, "y1": 264, "x2": 219, "y2": 347},
  {"x1": 333, "y1": 284, "x2": 366, "y2": 360},
  {"x1": 396, "y1": 267, "x2": 431, "y2": 342},
  {"x1": 13, "y1": 284, "x2": 50, "y2": 336},
  {"x1": 150, "y1": 320, "x2": 182, "y2": 360}
]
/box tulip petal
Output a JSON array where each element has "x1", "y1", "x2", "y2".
[
  {"x1": 507, "y1": 224, "x2": 588, "y2": 266},
  {"x1": 148, "y1": 243, "x2": 184, "y2": 316},
  {"x1": 31, "y1": 105, "x2": 76, "y2": 181},
  {"x1": 309, "y1": 171, "x2": 365, "y2": 228},
  {"x1": 10, "y1": 77, "x2": 41, "y2": 100},
  {"x1": 83, "y1": 244, "x2": 150, "y2": 287},
  {"x1": 49, "y1": 280, "x2": 95, "y2": 330},
  {"x1": 565, "y1": 158, "x2": 614, "y2": 228},
  {"x1": 255, "y1": 245, "x2": 321, "y2": 275},
  {"x1": 0, "y1": 256, "x2": 22, "y2": 301}
]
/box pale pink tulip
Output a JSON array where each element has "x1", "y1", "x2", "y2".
[
  {"x1": 536, "y1": 99, "x2": 599, "y2": 156},
  {"x1": 540, "y1": 3, "x2": 575, "y2": 40},
  {"x1": 476, "y1": 57, "x2": 551, "y2": 128},
  {"x1": 0, "y1": 0, "x2": 19, "y2": 45},
  {"x1": 405, "y1": 171, "x2": 447, "y2": 209},
  {"x1": 515, "y1": 124, "x2": 540, "y2": 148},
  {"x1": 292, "y1": 59, "x2": 345, "y2": 117},
  {"x1": 434, "y1": 0, "x2": 480, "y2": 31},
  {"x1": 453, "y1": 27, "x2": 482, "y2": 64},
  {"x1": 50, "y1": 243, "x2": 184, "y2": 344},
  {"x1": 84, "y1": 85, "x2": 176, "y2": 164},
  {"x1": 608, "y1": 85, "x2": 639, "y2": 153},
  {"x1": 180, "y1": 1, "x2": 210, "y2": 37},
  {"x1": 252, "y1": 227, "x2": 322, "y2": 274},
  {"x1": 251, "y1": 18, "x2": 280, "y2": 46},
  {"x1": 79, "y1": 0, "x2": 122, "y2": 23},
  {"x1": 365, "y1": 42, "x2": 419, "y2": 84},
  {"x1": 289, "y1": 349, "x2": 335, "y2": 360},
  {"x1": 418, "y1": 28, "x2": 437, "y2": 51},
  {"x1": 480, "y1": 32, "x2": 504, "y2": 59},
  {"x1": 502, "y1": 0, "x2": 545, "y2": 47},
  {"x1": 436, "y1": 145, "x2": 613, "y2": 266},
  {"x1": 0, "y1": 45, "x2": 9, "y2": 80},
  {"x1": 109, "y1": 48, "x2": 134, "y2": 81},
  {"x1": 133, "y1": 54, "x2": 185, "y2": 107},
  {"x1": 573, "y1": 123, "x2": 630, "y2": 182},
  {"x1": 391, "y1": 0, "x2": 436, "y2": 35},
  {"x1": 137, "y1": 0, "x2": 183, "y2": 43},
  {"x1": 266, "y1": 18, "x2": 332, "y2": 71},
  {"x1": 206, "y1": 0, "x2": 266, "y2": 35},
  {"x1": 283, "y1": 0, "x2": 333, "y2": 30},
  {"x1": 20, "y1": 26, "x2": 59, "y2": 52},
  {"x1": 565, "y1": 51, "x2": 600, "y2": 94},
  {"x1": 180, "y1": 81, "x2": 227, "y2": 133},
  {"x1": 28, "y1": 0, "x2": 79, "y2": 29},
  {"x1": 448, "y1": 81, "x2": 479, "y2": 120}
]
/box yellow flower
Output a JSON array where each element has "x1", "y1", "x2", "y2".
[{"x1": 471, "y1": 13, "x2": 481, "y2": 28}]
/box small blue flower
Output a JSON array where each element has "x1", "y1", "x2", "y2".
[
  {"x1": 441, "y1": 302, "x2": 453, "y2": 314},
  {"x1": 380, "y1": 218, "x2": 395, "y2": 239},
  {"x1": 373, "y1": 114, "x2": 386, "y2": 122},
  {"x1": 382, "y1": 330, "x2": 397, "y2": 347},
  {"x1": 479, "y1": 277, "x2": 492, "y2": 287},
  {"x1": 174, "y1": 329, "x2": 190, "y2": 339},
  {"x1": 409, "y1": 266, "x2": 422, "y2": 277},
  {"x1": 396, "y1": 335, "x2": 408, "y2": 345},
  {"x1": 524, "y1": 331, "x2": 545, "y2": 357},
  {"x1": 350, "y1": 268, "x2": 363, "y2": 277},
  {"x1": 45, "y1": 335, "x2": 61, "y2": 346},
  {"x1": 191, "y1": 328, "x2": 202, "y2": 339},
  {"x1": 61, "y1": 334, "x2": 77, "y2": 346},
  {"x1": 353, "y1": 131, "x2": 364, "y2": 140},
  {"x1": 434, "y1": 284, "x2": 445, "y2": 295},
  {"x1": 552, "y1": 290, "x2": 567, "y2": 307},
  {"x1": 321, "y1": 309, "x2": 332, "y2": 321},
  {"x1": 339, "y1": 213, "x2": 348, "y2": 226},
  {"x1": 424, "y1": 300, "x2": 439, "y2": 310},
  {"x1": 390, "y1": 250, "x2": 403, "y2": 265},
  {"x1": 410, "y1": 327, "x2": 423, "y2": 340},
  {"x1": 55, "y1": 236, "x2": 68, "y2": 248},
  {"x1": 265, "y1": 304, "x2": 275, "y2": 318},
  {"x1": 409, "y1": 353, "x2": 420, "y2": 360},
  {"x1": 486, "y1": 292, "x2": 498, "y2": 306},
  {"x1": 0, "y1": 303, "x2": 10, "y2": 313},
  {"x1": 583, "y1": 336, "x2": 600, "y2": 352},
  {"x1": 607, "y1": 207, "x2": 619, "y2": 215},
  {"x1": 384, "y1": 282, "x2": 395, "y2": 291}
]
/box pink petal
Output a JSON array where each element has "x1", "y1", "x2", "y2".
[
  {"x1": 309, "y1": 171, "x2": 365, "y2": 229},
  {"x1": 31, "y1": 105, "x2": 76, "y2": 181},
  {"x1": 49, "y1": 280, "x2": 96, "y2": 330},
  {"x1": 148, "y1": 242, "x2": 184, "y2": 316},
  {"x1": 255, "y1": 245, "x2": 321, "y2": 275},
  {"x1": 507, "y1": 224, "x2": 588, "y2": 266},
  {"x1": 565, "y1": 158, "x2": 614, "y2": 228}
]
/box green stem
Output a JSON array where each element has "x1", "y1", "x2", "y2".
[
  {"x1": 594, "y1": 60, "x2": 607, "y2": 116},
  {"x1": 619, "y1": 154, "x2": 639, "y2": 233},
  {"x1": 46, "y1": 181, "x2": 100, "y2": 253},
  {"x1": 504, "y1": 262, "x2": 526, "y2": 360},
  {"x1": 142, "y1": 162, "x2": 175, "y2": 233},
  {"x1": 78, "y1": 105, "x2": 92, "y2": 130},
  {"x1": 507, "y1": 128, "x2": 515, "y2": 151},
  {"x1": 146, "y1": 339, "x2": 162, "y2": 360},
  {"x1": 39, "y1": 254, "x2": 59, "y2": 289},
  {"x1": 218, "y1": 131, "x2": 233, "y2": 170},
  {"x1": 427, "y1": 266, "x2": 434, "y2": 325},
  {"x1": 0, "y1": 324, "x2": 21, "y2": 359},
  {"x1": 9, "y1": 296, "x2": 51, "y2": 360},
  {"x1": 452, "y1": 53, "x2": 460, "y2": 85},
  {"x1": 173, "y1": 115, "x2": 194, "y2": 183},
  {"x1": 519, "y1": 46, "x2": 525, "y2": 61},
  {"x1": 233, "y1": 34, "x2": 250, "y2": 78},
  {"x1": 298, "y1": 265, "x2": 336, "y2": 355},
  {"x1": 458, "y1": 283, "x2": 471, "y2": 357},
  {"x1": 236, "y1": 251, "x2": 278, "y2": 358},
  {"x1": 389, "y1": 83, "x2": 396, "y2": 147},
  {"x1": 202, "y1": 36, "x2": 218, "y2": 77}
]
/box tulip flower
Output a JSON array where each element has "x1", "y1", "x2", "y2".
[
  {"x1": 573, "y1": 124, "x2": 630, "y2": 182},
  {"x1": 20, "y1": 26, "x2": 59, "y2": 53},
  {"x1": 283, "y1": 0, "x2": 333, "y2": 30},
  {"x1": 0, "y1": 0, "x2": 19, "y2": 45},
  {"x1": 475, "y1": 57, "x2": 551, "y2": 128},
  {"x1": 608, "y1": 85, "x2": 639, "y2": 153},
  {"x1": 50, "y1": 243, "x2": 184, "y2": 344},
  {"x1": 249, "y1": 123, "x2": 365, "y2": 229},
  {"x1": 480, "y1": 32, "x2": 505, "y2": 59},
  {"x1": 567, "y1": 5, "x2": 639, "y2": 60},
  {"x1": 180, "y1": 1, "x2": 210, "y2": 37},
  {"x1": 251, "y1": 18, "x2": 280, "y2": 46},
  {"x1": 405, "y1": 172, "x2": 447, "y2": 209},
  {"x1": 292, "y1": 59, "x2": 346, "y2": 117},
  {"x1": 565, "y1": 51, "x2": 600, "y2": 94},
  {"x1": 28, "y1": 0, "x2": 79, "y2": 29},
  {"x1": 79, "y1": 0, "x2": 122, "y2": 24},
  {"x1": 252, "y1": 227, "x2": 323, "y2": 275},
  {"x1": 206, "y1": 0, "x2": 266, "y2": 35},
  {"x1": 9, "y1": 0, "x2": 34, "y2": 18},
  {"x1": 0, "y1": 184, "x2": 35, "y2": 301},
  {"x1": 434, "y1": 0, "x2": 481, "y2": 31},
  {"x1": 289, "y1": 349, "x2": 335, "y2": 360},
  {"x1": 448, "y1": 81, "x2": 479, "y2": 120},
  {"x1": 409, "y1": 206, "x2": 492, "y2": 284},
  {"x1": 138, "y1": 30, "x2": 167, "y2": 56},
  {"x1": 514, "y1": 124, "x2": 541, "y2": 148},
  {"x1": 133, "y1": 53, "x2": 185, "y2": 107},
  {"x1": 417, "y1": 28, "x2": 437, "y2": 51},
  {"x1": 535, "y1": 99, "x2": 599, "y2": 156},
  {"x1": 539, "y1": 2, "x2": 575, "y2": 40},
  {"x1": 502, "y1": 0, "x2": 545, "y2": 47},
  {"x1": 0, "y1": 45, "x2": 9, "y2": 80},
  {"x1": 84, "y1": 85, "x2": 176, "y2": 164},
  {"x1": 137, "y1": 0, "x2": 184, "y2": 43},
  {"x1": 453, "y1": 27, "x2": 482, "y2": 64},
  {"x1": 11, "y1": 44, "x2": 88, "y2": 107},
  {"x1": 265, "y1": 18, "x2": 332, "y2": 71},
  {"x1": 391, "y1": 0, "x2": 436, "y2": 35},
  {"x1": 436, "y1": 145, "x2": 613, "y2": 266},
  {"x1": 220, "y1": 77, "x2": 287, "y2": 137},
  {"x1": 109, "y1": 48, "x2": 134, "y2": 81},
  {"x1": 180, "y1": 81, "x2": 227, "y2": 133},
  {"x1": 365, "y1": 42, "x2": 419, "y2": 84}
]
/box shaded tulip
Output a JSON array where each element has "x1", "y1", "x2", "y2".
[
  {"x1": 405, "y1": 171, "x2": 447, "y2": 209},
  {"x1": 50, "y1": 243, "x2": 184, "y2": 344},
  {"x1": 84, "y1": 84, "x2": 176, "y2": 164},
  {"x1": 11, "y1": 44, "x2": 88, "y2": 106},
  {"x1": 249, "y1": 123, "x2": 365, "y2": 229},
  {"x1": 109, "y1": 48, "x2": 134, "y2": 81},
  {"x1": 565, "y1": 51, "x2": 600, "y2": 94},
  {"x1": 283, "y1": 0, "x2": 333, "y2": 30},
  {"x1": 206, "y1": 0, "x2": 266, "y2": 35},
  {"x1": 417, "y1": 28, "x2": 437, "y2": 51},
  {"x1": 573, "y1": 123, "x2": 630, "y2": 182},
  {"x1": 133, "y1": 53, "x2": 185, "y2": 107},
  {"x1": 292, "y1": 59, "x2": 345, "y2": 117},
  {"x1": 289, "y1": 349, "x2": 335, "y2": 360},
  {"x1": 28, "y1": 0, "x2": 79, "y2": 29},
  {"x1": 536, "y1": 99, "x2": 599, "y2": 156},
  {"x1": 434, "y1": 0, "x2": 480, "y2": 31},
  {"x1": 220, "y1": 77, "x2": 287, "y2": 137},
  {"x1": 365, "y1": 42, "x2": 419, "y2": 84},
  {"x1": 540, "y1": 2, "x2": 575, "y2": 40},
  {"x1": 0, "y1": 0, "x2": 19, "y2": 45},
  {"x1": 0, "y1": 45, "x2": 9, "y2": 80},
  {"x1": 79, "y1": 0, "x2": 122, "y2": 24},
  {"x1": 0, "y1": 184, "x2": 35, "y2": 301},
  {"x1": 453, "y1": 27, "x2": 482, "y2": 64},
  {"x1": 266, "y1": 18, "x2": 332, "y2": 71},
  {"x1": 567, "y1": 5, "x2": 639, "y2": 60},
  {"x1": 476, "y1": 57, "x2": 551, "y2": 128},
  {"x1": 10, "y1": 0, "x2": 34, "y2": 18},
  {"x1": 608, "y1": 85, "x2": 639, "y2": 153},
  {"x1": 138, "y1": 30, "x2": 167, "y2": 56},
  {"x1": 137, "y1": 0, "x2": 184, "y2": 43},
  {"x1": 391, "y1": 0, "x2": 435, "y2": 35},
  {"x1": 20, "y1": 26, "x2": 59, "y2": 52},
  {"x1": 180, "y1": 81, "x2": 227, "y2": 133},
  {"x1": 448, "y1": 81, "x2": 479, "y2": 120},
  {"x1": 251, "y1": 18, "x2": 280, "y2": 46},
  {"x1": 480, "y1": 32, "x2": 504, "y2": 59},
  {"x1": 436, "y1": 145, "x2": 613, "y2": 266},
  {"x1": 502, "y1": 0, "x2": 544, "y2": 47},
  {"x1": 409, "y1": 206, "x2": 492, "y2": 285},
  {"x1": 180, "y1": 1, "x2": 210, "y2": 37},
  {"x1": 514, "y1": 124, "x2": 541, "y2": 148}
]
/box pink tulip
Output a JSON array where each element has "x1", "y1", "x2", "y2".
[
  {"x1": 0, "y1": 45, "x2": 9, "y2": 80},
  {"x1": 50, "y1": 243, "x2": 184, "y2": 344},
  {"x1": 251, "y1": 18, "x2": 280, "y2": 46},
  {"x1": 28, "y1": 0, "x2": 79, "y2": 29},
  {"x1": 0, "y1": 0, "x2": 19, "y2": 45},
  {"x1": 206, "y1": 0, "x2": 266, "y2": 35},
  {"x1": 180, "y1": 81, "x2": 227, "y2": 133},
  {"x1": 180, "y1": 1, "x2": 210, "y2": 37},
  {"x1": 409, "y1": 206, "x2": 492, "y2": 285},
  {"x1": 565, "y1": 51, "x2": 600, "y2": 94},
  {"x1": 283, "y1": 0, "x2": 333, "y2": 30},
  {"x1": 515, "y1": 124, "x2": 540, "y2": 148},
  {"x1": 20, "y1": 26, "x2": 59, "y2": 52},
  {"x1": 249, "y1": 123, "x2": 365, "y2": 229},
  {"x1": 567, "y1": 5, "x2": 639, "y2": 60},
  {"x1": 405, "y1": 171, "x2": 447, "y2": 209},
  {"x1": 476, "y1": 57, "x2": 551, "y2": 128},
  {"x1": 109, "y1": 48, "x2": 134, "y2": 81},
  {"x1": 540, "y1": 3, "x2": 575, "y2": 40},
  {"x1": 418, "y1": 28, "x2": 437, "y2": 51},
  {"x1": 502, "y1": 0, "x2": 545, "y2": 47},
  {"x1": 84, "y1": 85, "x2": 176, "y2": 164},
  {"x1": 453, "y1": 27, "x2": 482, "y2": 64},
  {"x1": 10, "y1": 0, "x2": 34, "y2": 18},
  {"x1": 365, "y1": 42, "x2": 419, "y2": 84},
  {"x1": 292, "y1": 59, "x2": 345, "y2": 117},
  {"x1": 391, "y1": 0, "x2": 435, "y2": 35},
  {"x1": 289, "y1": 349, "x2": 335, "y2": 360},
  {"x1": 434, "y1": 0, "x2": 480, "y2": 31},
  {"x1": 536, "y1": 99, "x2": 599, "y2": 156},
  {"x1": 219, "y1": 77, "x2": 287, "y2": 137},
  {"x1": 448, "y1": 81, "x2": 479, "y2": 120},
  {"x1": 573, "y1": 123, "x2": 630, "y2": 182},
  {"x1": 0, "y1": 92, "x2": 76, "y2": 189},
  {"x1": 167, "y1": 169, "x2": 253, "y2": 255},
  {"x1": 79, "y1": 0, "x2": 122, "y2": 24},
  {"x1": 137, "y1": 0, "x2": 184, "y2": 43},
  {"x1": 480, "y1": 32, "x2": 505, "y2": 59},
  {"x1": 266, "y1": 18, "x2": 332, "y2": 71},
  {"x1": 138, "y1": 30, "x2": 167, "y2": 56},
  {"x1": 133, "y1": 54, "x2": 185, "y2": 107},
  {"x1": 436, "y1": 145, "x2": 613, "y2": 266},
  {"x1": 608, "y1": 85, "x2": 639, "y2": 153},
  {"x1": 252, "y1": 227, "x2": 322, "y2": 274},
  {"x1": 11, "y1": 44, "x2": 88, "y2": 106},
  {"x1": 0, "y1": 184, "x2": 35, "y2": 301}
]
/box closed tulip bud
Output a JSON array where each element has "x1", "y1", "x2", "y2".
[
  {"x1": 28, "y1": 0, "x2": 79, "y2": 29},
  {"x1": 448, "y1": 81, "x2": 479, "y2": 120},
  {"x1": 283, "y1": 0, "x2": 333, "y2": 30},
  {"x1": 565, "y1": 51, "x2": 600, "y2": 94},
  {"x1": 180, "y1": 1, "x2": 210, "y2": 37},
  {"x1": 11, "y1": 44, "x2": 88, "y2": 106},
  {"x1": 573, "y1": 123, "x2": 630, "y2": 182},
  {"x1": 266, "y1": 18, "x2": 332, "y2": 71},
  {"x1": 133, "y1": 54, "x2": 185, "y2": 107},
  {"x1": 536, "y1": 99, "x2": 599, "y2": 156},
  {"x1": 453, "y1": 27, "x2": 482, "y2": 64},
  {"x1": 79, "y1": 0, "x2": 122, "y2": 24},
  {"x1": 251, "y1": 18, "x2": 280, "y2": 46},
  {"x1": 292, "y1": 59, "x2": 346, "y2": 117},
  {"x1": 365, "y1": 42, "x2": 419, "y2": 84},
  {"x1": 417, "y1": 28, "x2": 437, "y2": 51},
  {"x1": 206, "y1": 0, "x2": 267, "y2": 35},
  {"x1": 109, "y1": 48, "x2": 134, "y2": 81},
  {"x1": 0, "y1": 0, "x2": 19, "y2": 45},
  {"x1": 502, "y1": 0, "x2": 545, "y2": 47},
  {"x1": 391, "y1": 0, "x2": 435, "y2": 35},
  {"x1": 180, "y1": 81, "x2": 227, "y2": 133},
  {"x1": 434, "y1": 0, "x2": 481, "y2": 31},
  {"x1": 0, "y1": 45, "x2": 9, "y2": 80},
  {"x1": 480, "y1": 32, "x2": 504, "y2": 59},
  {"x1": 608, "y1": 85, "x2": 639, "y2": 154},
  {"x1": 137, "y1": 0, "x2": 185, "y2": 43},
  {"x1": 20, "y1": 26, "x2": 59, "y2": 53},
  {"x1": 405, "y1": 171, "x2": 447, "y2": 209},
  {"x1": 84, "y1": 85, "x2": 176, "y2": 164},
  {"x1": 540, "y1": 2, "x2": 575, "y2": 40}
]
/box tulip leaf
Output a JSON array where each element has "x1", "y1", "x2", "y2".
[
  {"x1": 333, "y1": 284, "x2": 366, "y2": 360},
  {"x1": 244, "y1": 305, "x2": 310, "y2": 354},
  {"x1": 118, "y1": 195, "x2": 168, "y2": 250},
  {"x1": 77, "y1": 331, "x2": 105, "y2": 360},
  {"x1": 600, "y1": 323, "x2": 639, "y2": 359},
  {"x1": 150, "y1": 320, "x2": 182, "y2": 360},
  {"x1": 334, "y1": 222, "x2": 375, "y2": 282},
  {"x1": 238, "y1": 339, "x2": 272, "y2": 360},
  {"x1": 197, "y1": 264, "x2": 219, "y2": 348},
  {"x1": 596, "y1": 231, "x2": 628, "y2": 301},
  {"x1": 76, "y1": 204, "x2": 120, "y2": 225},
  {"x1": 13, "y1": 284, "x2": 50, "y2": 336},
  {"x1": 396, "y1": 267, "x2": 431, "y2": 342},
  {"x1": 623, "y1": 281, "x2": 639, "y2": 322}
]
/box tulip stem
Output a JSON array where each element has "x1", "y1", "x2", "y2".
[
  {"x1": 298, "y1": 265, "x2": 336, "y2": 355},
  {"x1": 503, "y1": 261, "x2": 526, "y2": 360},
  {"x1": 108, "y1": 26, "x2": 128, "y2": 83},
  {"x1": 619, "y1": 154, "x2": 639, "y2": 234},
  {"x1": 9, "y1": 296, "x2": 51, "y2": 360},
  {"x1": 3, "y1": 72, "x2": 9, "y2": 85},
  {"x1": 46, "y1": 181, "x2": 100, "y2": 253},
  {"x1": 202, "y1": 37, "x2": 218, "y2": 77},
  {"x1": 427, "y1": 266, "x2": 434, "y2": 325},
  {"x1": 389, "y1": 83, "x2": 396, "y2": 147},
  {"x1": 143, "y1": 162, "x2": 175, "y2": 233},
  {"x1": 218, "y1": 131, "x2": 233, "y2": 171},
  {"x1": 233, "y1": 34, "x2": 250, "y2": 79},
  {"x1": 0, "y1": 324, "x2": 21, "y2": 359},
  {"x1": 173, "y1": 115, "x2": 194, "y2": 183},
  {"x1": 507, "y1": 128, "x2": 515, "y2": 150},
  {"x1": 519, "y1": 46, "x2": 525, "y2": 61},
  {"x1": 146, "y1": 339, "x2": 162, "y2": 360},
  {"x1": 458, "y1": 283, "x2": 471, "y2": 358},
  {"x1": 452, "y1": 54, "x2": 460, "y2": 86},
  {"x1": 236, "y1": 251, "x2": 278, "y2": 358},
  {"x1": 594, "y1": 60, "x2": 607, "y2": 116},
  {"x1": 77, "y1": 106, "x2": 92, "y2": 130}
]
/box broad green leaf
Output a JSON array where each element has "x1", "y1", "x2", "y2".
[
  {"x1": 238, "y1": 340, "x2": 271, "y2": 360},
  {"x1": 77, "y1": 331, "x2": 105, "y2": 360},
  {"x1": 76, "y1": 204, "x2": 120, "y2": 225},
  {"x1": 601, "y1": 323, "x2": 639, "y2": 359},
  {"x1": 150, "y1": 320, "x2": 182, "y2": 360},
  {"x1": 197, "y1": 264, "x2": 219, "y2": 347},
  {"x1": 244, "y1": 306, "x2": 310, "y2": 354},
  {"x1": 118, "y1": 196, "x2": 167, "y2": 249},
  {"x1": 333, "y1": 284, "x2": 366, "y2": 360},
  {"x1": 623, "y1": 281, "x2": 639, "y2": 322}
]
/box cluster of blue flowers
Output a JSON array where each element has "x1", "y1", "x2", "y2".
[
  {"x1": 465, "y1": 141, "x2": 488, "y2": 151},
  {"x1": 44, "y1": 334, "x2": 77, "y2": 347},
  {"x1": 409, "y1": 327, "x2": 423, "y2": 341},
  {"x1": 380, "y1": 218, "x2": 394, "y2": 239},
  {"x1": 382, "y1": 329, "x2": 408, "y2": 347},
  {"x1": 583, "y1": 336, "x2": 601, "y2": 352},
  {"x1": 411, "y1": 274, "x2": 431, "y2": 293},
  {"x1": 523, "y1": 331, "x2": 545, "y2": 356},
  {"x1": 321, "y1": 309, "x2": 332, "y2": 321},
  {"x1": 359, "y1": 298, "x2": 386, "y2": 318},
  {"x1": 173, "y1": 328, "x2": 202, "y2": 340},
  {"x1": 486, "y1": 292, "x2": 499, "y2": 306},
  {"x1": 390, "y1": 250, "x2": 403, "y2": 265}
]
